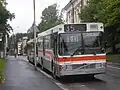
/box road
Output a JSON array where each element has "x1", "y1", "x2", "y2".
[
  {"x1": 0, "y1": 56, "x2": 61, "y2": 90},
  {"x1": 1, "y1": 56, "x2": 120, "y2": 90}
]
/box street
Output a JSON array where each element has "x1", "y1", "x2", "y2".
[
  {"x1": 1, "y1": 56, "x2": 120, "y2": 90},
  {"x1": 0, "y1": 56, "x2": 61, "y2": 90}
]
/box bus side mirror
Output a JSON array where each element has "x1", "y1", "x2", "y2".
[
  {"x1": 104, "y1": 41, "x2": 108, "y2": 49},
  {"x1": 101, "y1": 48, "x2": 105, "y2": 53}
]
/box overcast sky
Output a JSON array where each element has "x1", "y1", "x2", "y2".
[{"x1": 6, "y1": 0, "x2": 69, "y2": 34}]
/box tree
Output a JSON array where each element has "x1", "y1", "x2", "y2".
[
  {"x1": 38, "y1": 3, "x2": 63, "y2": 32},
  {"x1": 79, "y1": 0, "x2": 120, "y2": 53},
  {"x1": 0, "y1": 0, "x2": 15, "y2": 51},
  {"x1": 8, "y1": 33, "x2": 28, "y2": 54}
]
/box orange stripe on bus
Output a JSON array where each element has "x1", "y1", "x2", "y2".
[{"x1": 57, "y1": 56, "x2": 106, "y2": 62}]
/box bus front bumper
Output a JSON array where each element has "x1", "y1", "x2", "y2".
[{"x1": 60, "y1": 68, "x2": 106, "y2": 76}]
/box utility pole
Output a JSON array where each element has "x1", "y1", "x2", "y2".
[
  {"x1": 4, "y1": 0, "x2": 7, "y2": 58},
  {"x1": 33, "y1": 0, "x2": 37, "y2": 70}
]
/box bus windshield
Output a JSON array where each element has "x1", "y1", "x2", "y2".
[
  {"x1": 59, "y1": 33, "x2": 82, "y2": 55},
  {"x1": 59, "y1": 32, "x2": 103, "y2": 56},
  {"x1": 82, "y1": 32, "x2": 103, "y2": 54}
]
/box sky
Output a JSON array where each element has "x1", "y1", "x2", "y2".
[{"x1": 6, "y1": 0, "x2": 69, "y2": 34}]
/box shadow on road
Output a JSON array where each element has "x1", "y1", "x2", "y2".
[{"x1": 59, "y1": 75, "x2": 105, "y2": 84}]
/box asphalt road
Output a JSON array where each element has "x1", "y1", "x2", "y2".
[
  {"x1": 61, "y1": 67, "x2": 120, "y2": 90},
  {"x1": 1, "y1": 56, "x2": 120, "y2": 90},
  {"x1": 0, "y1": 56, "x2": 61, "y2": 90}
]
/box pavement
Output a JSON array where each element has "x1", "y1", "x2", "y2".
[
  {"x1": 1, "y1": 56, "x2": 120, "y2": 90},
  {"x1": 0, "y1": 56, "x2": 61, "y2": 90}
]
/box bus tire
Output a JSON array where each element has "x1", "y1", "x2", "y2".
[
  {"x1": 87, "y1": 74, "x2": 95, "y2": 80},
  {"x1": 28, "y1": 60, "x2": 31, "y2": 63},
  {"x1": 52, "y1": 61, "x2": 57, "y2": 79},
  {"x1": 52, "y1": 66, "x2": 57, "y2": 79}
]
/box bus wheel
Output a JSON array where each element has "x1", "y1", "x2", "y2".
[
  {"x1": 28, "y1": 60, "x2": 31, "y2": 63},
  {"x1": 52, "y1": 66, "x2": 57, "y2": 79},
  {"x1": 87, "y1": 74, "x2": 95, "y2": 80}
]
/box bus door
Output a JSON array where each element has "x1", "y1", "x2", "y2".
[
  {"x1": 53, "y1": 33, "x2": 58, "y2": 62},
  {"x1": 52, "y1": 33, "x2": 58, "y2": 71}
]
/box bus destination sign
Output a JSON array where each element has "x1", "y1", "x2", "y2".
[{"x1": 64, "y1": 24, "x2": 87, "y2": 32}]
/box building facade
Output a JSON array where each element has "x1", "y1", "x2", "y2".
[{"x1": 63, "y1": 0, "x2": 88, "y2": 23}]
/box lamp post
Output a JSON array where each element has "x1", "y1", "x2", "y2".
[{"x1": 33, "y1": 0, "x2": 37, "y2": 70}]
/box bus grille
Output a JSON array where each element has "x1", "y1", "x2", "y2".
[{"x1": 72, "y1": 64, "x2": 96, "y2": 69}]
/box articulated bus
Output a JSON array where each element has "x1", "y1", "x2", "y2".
[{"x1": 37, "y1": 23, "x2": 106, "y2": 78}]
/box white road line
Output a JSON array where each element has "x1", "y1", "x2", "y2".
[
  {"x1": 37, "y1": 68, "x2": 53, "y2": 79},
  {"x1": 107, "y1": 65, "x2": 120, "y2": 70},
  {"x1": 27, "y1": 62, "x2": 69, "y2": 90},
  {"x1": 37, "y1": 68, "x2": 69, "y2": 90},
  {"x1": 54, "y1": 82, "x2": 69, "y2": 90}
]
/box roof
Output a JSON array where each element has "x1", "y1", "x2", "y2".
[{"x1": 62, "y1": 0, "x2": 75, "y2": 11}]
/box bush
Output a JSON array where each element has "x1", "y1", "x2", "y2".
[{"x1": 0, "y1": 59, "x2": 5, "y2": 84}]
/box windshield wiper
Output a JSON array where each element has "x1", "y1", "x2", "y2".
[
  {"x1": 84, "y1": 45, "x2": 96, "y2": 55},
  {"x1": 71, "y1": 46, "x2": 82, "y2": 57},
  {"x1": 71, "y1": 45, "x2": 96, "y2": 57}
]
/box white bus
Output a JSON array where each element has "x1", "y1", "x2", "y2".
[
  {"x1": 37, "y1": 23, "x2": 106, "y2": 78},
  {"x1": 27, "y1": 39, "x2": 34, "y2": 63}
]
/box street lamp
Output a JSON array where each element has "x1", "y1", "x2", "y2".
[{"x1": 33, "y1": 0, "x2": 37, "y2": 70}]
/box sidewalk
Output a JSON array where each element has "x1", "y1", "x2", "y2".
[
  {"x1": 0, "y1": 56, "x2": 61, "y2": 90},
  {"x1": 17, "y1": 55, "x2": 27, "y2": 61}
]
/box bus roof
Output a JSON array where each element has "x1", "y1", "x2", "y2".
[{"x1": 38, "y1": 23, "x2": 104, "y2": 37}]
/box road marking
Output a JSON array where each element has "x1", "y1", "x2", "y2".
[
  {"x1": 37, "y1": 68, "x2": 69, "y2": 90},
  {"x1": 54, "y1": 82, "x2": 69, "y2": 90},
  {"x1": 107, "y1": 65, "x2": 120, "y2": 70},
  {"x1": 37, "y1": 68, "x2": 53, "y2": 79}
]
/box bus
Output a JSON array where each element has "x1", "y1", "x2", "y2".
[
  {"x1": 37, "y1": 23, "x2": 106, "y2": 78},
  {"x1": 27, "y1": 39, "x2": 34, "y2": 63},
  {"x1": 27, "y1": 39, "x2": 38, "y2": 64}
]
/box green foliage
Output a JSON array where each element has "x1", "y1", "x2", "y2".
[
  {"x1": 0, "y1": 59, "x2": 5, "y2": 83},
  {"x1": 79, "y1": 0, "x2": 104, "y2": 22},
  {"x1": 38, "y1": 4, "x2": 64, "y2": 32},
  {"x1": 79, "y1": 0, "x2": 120, "y2": 28},
  {"x1": 8, "y1": 33, "x2": 27, "y2": 51},
  {"x1": 0, "y1": 0, "x2": 15, "y2": 42},
  {"x1": 107, "y1": 54, "x2": 120, "y2": 60}
]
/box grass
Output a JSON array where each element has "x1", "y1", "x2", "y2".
[
  {"x1": 107, "y1": 54, "x2": 120, "y2": 61},
  {"x1": 0, "y1": 59, "x2": 5, "y2": 83}
]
